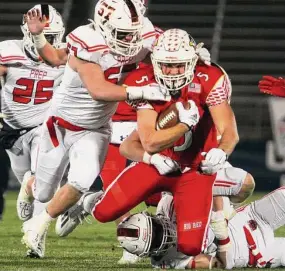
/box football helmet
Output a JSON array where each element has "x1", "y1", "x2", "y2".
[
  {"x1": 151, "y1": 28, "x2": 199, "y2": 92},
  {"x1": 21, "y1": 4, "x2": 65, "y2": 61},
  {"x1": 117, "y1": 212, "x2": 176, "y2": 257},
  {"x1": 94, "y1": 0, "x2": 144, "y2": 57}
]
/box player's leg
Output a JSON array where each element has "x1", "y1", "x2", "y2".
[
  {"x1": 21, "y1": 124, "x2": 71, "y2": 258},
  {"x1": 213, "y1": 165, "x2": 255, "y2": 204},
  {"x1": 173, "y1": 171, "x2": 215, "y2": 256},
  {"x1": 250, "y1": 187, "x2": 285, "y2": 231},
  {"x1": 86, "y1": 163, "x2": 162, "y2": 223}
]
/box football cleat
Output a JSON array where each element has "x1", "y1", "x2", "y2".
[
  {"x1": 26, "y1": 231, "x2": 47, "y2": 258},
  {"x1": 118, "y1": 249, "x2": 141, "y2": 265},
  {"x1": 21, "y1": 215, "x2": 49, "y2": 258},
  {"x1": 55, "y1": 204, "x2": 90, "y2": 237},
  {"x1": 17, "y1": 171, "x2": 34, "y2": 221},
  {"x1": 55, "y1": 191, "x2": 103, "y2": 237}
]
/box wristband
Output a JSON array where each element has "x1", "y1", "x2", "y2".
[
  {"x1": 143, "y1": 152, "x2": 151, "y2": 164},
  {"x1": 33, "y1": 32, "x2": 47, "y2": 49}
]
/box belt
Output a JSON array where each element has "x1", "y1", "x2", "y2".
[{"x1": 46, "y1": 116, "x2": 85, "y2": 147}]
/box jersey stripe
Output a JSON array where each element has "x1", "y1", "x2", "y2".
[{"x1": 68, "y1": 33, "x2": 109, "y2": 52}]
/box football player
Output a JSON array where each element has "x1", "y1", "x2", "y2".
[
  {"x1": 0, "y1": 4, "x2": 65, "y2": 224},
  {"x1": 118, "y1": 189, "x2": 285, "y2": 269},
  {"x1": 259, "y1": 75, "x2": 285, "y2": 97},
  {"x1": 80, "y1": 28, "x2": 255, "y2": 257},
  {"x1": 19, "y1": 0, "x2": 174, "y2": 258}
]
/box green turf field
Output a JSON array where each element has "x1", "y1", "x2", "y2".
[{"x1": 1, "y1": 191, "x2": 285, "y2": 271}]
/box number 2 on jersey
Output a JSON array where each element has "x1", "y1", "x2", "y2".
[{"x1": 13, "y1": 78, "x2": 54, "y2": 105}]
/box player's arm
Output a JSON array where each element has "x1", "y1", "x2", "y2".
[
  {"x1": 25, "y1": 9, "x2": 67, "y2": 66},
  {"x1": 137, "y1": 108, "x2": 189, "y2": 154},
  {"x1": 37, "y1": 45, "x2": 67, "y2": 67},
  {"x1": 69, "y1": 55, "x2": 129, "y2": 101},
  {"x1": 120, "y1": 129, "x2": 145, "y2": 162},
  {"x1": 209, "y1": 101, "x2": 239, "y2": 156},
  {"x1": 187, "y1": 254, "x2": 223, "y2": 269}
]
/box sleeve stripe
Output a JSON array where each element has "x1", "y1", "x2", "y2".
[
  {"x1": 142, "y1": 31, "x2": 156, "y2": 38},
  {"x1": 68, "y1": 33, "x2": 109, "y2": 52},
  {"x1": 0, "y1": 54, "x2": 26, "y2": 62}
]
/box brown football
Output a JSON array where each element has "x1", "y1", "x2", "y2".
[{"x1": 156, "y1": 101, "x2": 190, "y2": 130}]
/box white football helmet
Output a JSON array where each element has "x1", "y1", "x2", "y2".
[
  {"x1": 117, "y1": 212, "x2": 176, "y2": 257},
  {"x1": 151, "y1": 28, "x2": 199, "y2": 92},
  {"x1": 94, "y1": 0, "x2": 144, "y2": 57},
  {"x1": 21, "y1": 4, "x2": 65, "y2": 61}
]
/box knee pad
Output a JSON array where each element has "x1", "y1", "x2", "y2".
[{"x1": 34, "y1": 183, "x2": 57, "y2": 203}]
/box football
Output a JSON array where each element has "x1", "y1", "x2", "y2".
[{"x1": 156, "y1": 101, "x2": 190, "y2": 130}]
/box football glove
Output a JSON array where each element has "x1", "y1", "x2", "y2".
[
  {"x1": 176, "y1": 100, "x2": 200, "y2": 130},
  {"x1": 258, "y1": 75, "x2": 285, "y2": 97}
]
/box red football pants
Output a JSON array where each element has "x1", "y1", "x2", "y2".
[
  {"x1": 94, "y1": 162, "x2": 215, "y2": 256},
  {"x1": 101, "y1": 144, "x2": 161, "y2": 206}
]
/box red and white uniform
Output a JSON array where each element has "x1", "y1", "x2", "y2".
[
  {"x1": 101, "y1": 28, "x2": 162, "y2": 191},
  {"x1": 33, "y1": 19, "x2": 157, "y2": 203},
  {"x1": 155, "y1": 188, "x2": 285, "y2": 269},
  {"x1": 92, "y1": 64, "x2": 245, "y2": 256},
  {"x1": 0, "y1": 40, "x2": 65, "y2": 182}
]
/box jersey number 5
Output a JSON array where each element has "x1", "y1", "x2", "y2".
[{"x1": 13, "y1": 78, "x2": 54, "y2": 105}]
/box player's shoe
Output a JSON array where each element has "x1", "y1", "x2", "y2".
[
  {"x1": 17, "y1": 171, "x2": 34, "y2": 221},
  {"x1": 55, "y1": 204, "x2": 90, "y2": 237},
  {"x1": 21, "y1": 215, "x2": 50, "y2": 258},
  {"x1": 26, "y1": 230, "x2": 47, "y2": 258},
  {"x1": 55, "y1": 191, "x2": 104, "y2": 237},
  {"x1": 118, "y1": 249, "x2": 141, "y2": 265}
]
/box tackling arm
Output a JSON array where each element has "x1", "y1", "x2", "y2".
[{"x1": 209, "y1": 101, "x2": 239, "y2": 156}]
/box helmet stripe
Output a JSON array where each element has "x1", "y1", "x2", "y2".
[{"x1": 123, "y1": 0, "x2": 139, "y2": 23}]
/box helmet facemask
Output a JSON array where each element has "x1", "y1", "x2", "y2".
[
  {"x1": 117, "y1": 212, "x2": 177, "y2": 258},
  {"x1": 94, "y1": 0, "x2": 143, "y2": 57},
  {"x1": 151, "y1": 28, "x2": 199, "y2": 94},
  {"x1": 151, "y1": 56, "x2": 198, "y2": 94}
]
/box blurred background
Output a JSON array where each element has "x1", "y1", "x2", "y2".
[{"x1": 0, "y1": 0, "x2": 285, "y2": 196}]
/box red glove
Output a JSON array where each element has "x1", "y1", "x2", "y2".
[{"x1": 258, "y1": 75, "x2": 285, "y2": 97}]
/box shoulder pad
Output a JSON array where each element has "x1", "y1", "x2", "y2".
[
  {"x1": 0, "y1": 40, "x2": 27, "y2": 65},
  {"x1": 66, "y1": 24, "x2": 109, "y2": 63}
]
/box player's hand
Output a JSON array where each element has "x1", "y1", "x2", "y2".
[
  {"x1": 150, "y1": 153, "x2": 180, "y2": 175},
  {"x1": 126, "y1": 84, "x2": 171, "y2": 102},
  {"x1": 258, "y1": 75, "x2": 285, "y2": 97},
  {"x1": 24, "y1": 8, "x2": 48, "y2": 35},
  {"x1": 196, "y1": 42, "x2": 211, "y2": 66},
  {"x1": 200, "y1": 160, "x2": 224, "y2": 175},
  {"x1": 176, "y1": 100, "x2": 200, "y2": 130},
  {"x1": 200, "y1": 148, "x2": 227, "y2": 175}
]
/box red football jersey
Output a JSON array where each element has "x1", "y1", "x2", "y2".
[{"x1": 124, "y1": 63, "x2": 232, "y2": 169}]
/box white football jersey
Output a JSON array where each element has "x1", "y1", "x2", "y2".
[
  {"x1": 226, "y1": 205, "x2": 274, "y2": 268},
  {"x1": 0, "y1": 40, "x2": 65, "y2": 129},
  {"x1": 50, "y1": 17, "x2": 157, "y2": 129}
]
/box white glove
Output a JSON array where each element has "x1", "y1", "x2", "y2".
[
  {"x1": 200, "y1": 148, "x2": 227, "y2": 175},
  {"x1": 200, "y1": 160, "x2": 224, "y2": 175},
  {"x1": 176, "y1": 100, "x2": 199, "y2": 130},
  {"x1": 143, "y1": 152, "x2": 180, "y2": 175},
  {"x1": 203, "y1": 148, "x2": 227, "y2": 165},
  {"x1": 126, "y1": 84, "x2": 171, "y2": 101},
  {"x1": 196, "y1": 42, "x2": 211, "y2": 66}
]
